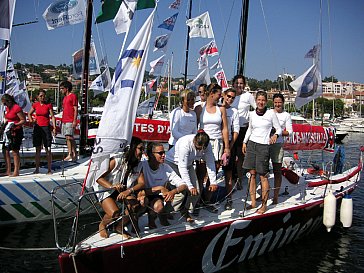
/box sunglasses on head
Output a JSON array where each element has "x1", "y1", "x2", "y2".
[{"x1": 153, "y1": 151, "x2": 165, "y2": 155}]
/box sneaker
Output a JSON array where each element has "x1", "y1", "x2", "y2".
[
  {"x1": 224, "y1": 200, "x2": 233, "y2": 210},
  {"x1": 205, "y1": 203, "x2": 218, "y2": 214}
]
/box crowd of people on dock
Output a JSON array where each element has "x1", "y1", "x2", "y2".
[
  {"x1": 94, "y1": 75, "x2": 293, "y2": 239},
  {"x1": 1, "y1": 80, "x2": 78, "y2": 176}
]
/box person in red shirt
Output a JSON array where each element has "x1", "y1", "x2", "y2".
[
  {"x1": 28, "y1": 90, "x2": 56, "y2": 174},
  {"x1": 1, "y1": 94, "x2": 26, "y2": 176},
  {"x1": 60, "y1": 81, "x2": 78, "y2": 161}
]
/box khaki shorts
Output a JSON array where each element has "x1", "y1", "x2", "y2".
[
  {"x1": 61, "y1": 122, "x2": 74, "y2": 136},
  {"x1": 243, "y1": 140, "x2": 270, "y2": 175},
  {"x1": 270, "y1": 142, "x2": 284, "y2": 164}
]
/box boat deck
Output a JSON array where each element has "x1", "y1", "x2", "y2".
[{"x1": 73, "y1": 166, "x2": 359, "y2": 251}]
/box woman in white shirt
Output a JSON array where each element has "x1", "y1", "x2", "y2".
[
  {"x1": 242, "y1": 91, "x2": 282, "y2": 214},
  {"x1": 94, "y1": 137, "x2": 145, "y2": 238},
  {"x1": 195, "y1": 83, "x2": 230, "y2": 212},
  {"x1": 168, "y1": 90, "x2": 197, "y2": 149},
  {"x1": 270, "y1": 93, "x2": 293, "y2": 204}
]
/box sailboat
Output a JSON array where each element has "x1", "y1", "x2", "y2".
[{"x1": 53, "y1": 2, "x2": 363, "y2": 273}]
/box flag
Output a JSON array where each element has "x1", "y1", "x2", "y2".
[
  {"x1": 0, "y1": 47, "x2": 8, "y2": 94},
  {"x1": 197, "y1": 54, "x2": 208, "y2": 70},
  {"x1": 113, "y1": 0, "x2": 137, "y2": 34},
  {"x1": 145, "y1": 78, "x2": 157, "y2": 95},
  {"x1": 186, "y1": 11, "x2": 214, "y2": 38},
  {"x1": 86, "y1": 7, "x2": 156, "y2": 189},
  {"x1": 290, "y1": 45, "x2": 322, "y2": 109},
  {"x1": 136, "y1": 0, "x2": 155, "y2": 10},
  {"x1": 158, "y1": 13, "x2": 178, "y2": 31},
  {"x1": 214, "y1": 69, "x2": 228, "y2": 89},
  {"x1": 42, "y1": 0, "x2": 86, "y2": 30},
  {"x1": 72, "y1": 41, "x2": 100, "y2": 77},
  {"x1": 153, "y1": 34, "x2": 170, "y2": 52},
  {"x1": 136, "y1": 95, "x2": 156, "y2": 116},
  {"x1": 149, "y1": 54, "x2": 165, "y2": 75},
  {"x1": 187, "y1": 68, "x2": 211, "y2": 92},
  {"x1": 0, "y1": 0, "x2": 16, "y2": 40},
  {"x1": 169, "y1": 0, "x2": 181, "y2": 9},
  {"x1": 96, "y1": 0, "x2": 155, "y2": 24},
  {"x1": 291, "y1": 62, "x2": 322, "y2": 109},
  {"x1": 210, "y1": 58, "x2": 222, "y2": 70},
  {"x1": 305, "y1": 44, "x2": 320, "y2": 59},
  {"x1": 199, "y1": 40, "x2": 218, "y2": 57},
  {"x1": 90, "y1": 67, "x2": 112, "y2": 94}
]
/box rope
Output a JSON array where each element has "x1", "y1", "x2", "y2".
[
  {"x1": 71, "y1": 253, "x2": 79, "y2": 273},
  {"x1": 0, "y1": 246, "x2": 58, "y2": 251}
]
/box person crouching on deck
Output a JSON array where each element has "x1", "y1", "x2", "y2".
[
  {"x1": 165, "y1": 130, "x2": 218, "y2": 222},
  {"x1": 242, "y1": 91, "x2": 282, "y2": 214},
  {"x1": 94, "y1": 137, "x2": 145, "y2": 238},
  {"x1": 138, "y1": 142, "x2": 187, "y2": 229}
]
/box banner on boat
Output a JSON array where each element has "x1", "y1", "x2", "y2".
[
  {"x1": 133, "y1": 118, "x2": 170, "y2": 142},
  {"x1": 283, "y1": 124, "x2": 335, "y2": 151}
]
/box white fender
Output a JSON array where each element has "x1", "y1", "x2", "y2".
[
  {"x1": 323, "y1": 190, "x2": 337, "y2": 232},
  {"x1": 340, "y1": 195, "x2": 353, "y2": 228}
]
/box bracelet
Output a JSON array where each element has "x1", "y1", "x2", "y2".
[
  {"x1": 130, "y1": 187, "x2": 134, "y2": 194},
  {"x1": 175, "y1": 188, "x2": 179, "y2": 194}
]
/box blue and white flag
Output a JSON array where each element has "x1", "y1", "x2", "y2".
[
  {"x1": 305, "y1": 44, "x2": 320, "y2": 59},
  {"x1": 72, "y1": 40, "x2": 100, "y2": 77},
  {"x1": 42, "y1": 0, "x2": 86, "y2": 30},
  {"x1": 153, "y1": 34, "x2": 170, "y2": 52},
  {"x1": 187, "y1": 68, "x2": 211, "y2": 92},
  {"x1": 113, "y1": 0, "x2": 137, "y2": 35},
  {"x1": 0, "y1": 47, "x2": 8, "y2": 94},
  {"x1": 169, "y1": 0, "x2": 181, "y2": 10},
  {"x1": 0, "y1": 0, "x2": 16, "y2": 40},
  {"x1": 136, "y1": 95, "x2": 156, "y2": 116},
  {"x1": 89, "y1": 67, "x2": 112, "y2": 95},
  {"x1": 290, "y1": 45, "x2": 322, "y2": 109},
  {"x1": 158, "y1": 13, "x2": 178, "y2": 31},
  {"x1": 86, "y1": 7, "x2": 156, "y2": 188}
]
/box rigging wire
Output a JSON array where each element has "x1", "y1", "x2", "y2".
[
  {"x1": 216, "y1": 0, "x2": 236, "y2": 63},
  {"x1": 258, "y1": 0, "x2": 279, "y2": 82}
]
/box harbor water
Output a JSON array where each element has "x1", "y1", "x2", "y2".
[{"x1": 0, "y1": 133, "x2": 363, "y2": 273}]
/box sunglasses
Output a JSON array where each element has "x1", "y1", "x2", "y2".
[
  {"x1": 198, "y1": 91, "x2": 205, "y2": 94},
  {"x1": 137, "y1": 146, "x2": 145, "y2": 152},
  {"x1": 226, "y1": 94, "x2": 235, "y2": 99},
  {"x1": 153, "y1": 151, "x2": 166, "y2": 155}
]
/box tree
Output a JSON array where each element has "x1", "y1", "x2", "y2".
[{"x1": 323, "y1": 76, "x2": 338, "y2": 83}]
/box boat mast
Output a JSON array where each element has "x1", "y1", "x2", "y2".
[
  {"x1": 79, "y1": 0, "x2": 93, "y2": 156},
  {"x1": 183, "y1": 0, "x2": 192, "y2": 88},
  {"x1": 236, "y1": 0, "x2": 250, "y2": 75}
]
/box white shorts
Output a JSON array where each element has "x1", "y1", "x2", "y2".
[{"x1": 210, "y1": 138, "x2": 223, "y2": 162}]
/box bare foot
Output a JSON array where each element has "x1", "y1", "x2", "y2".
[
  {"x1": 47, "y1": 171, "x2": 52, "y2": 175},
  {"x1": 256, "y1": 206, "x2": 267, "y2": 215},
  {"x1": 64, "y1": 156, "x2": 72, "y2": 161},
  {"x1": 10, "y1": 173, "x2": 19, "y2": 177},
  {"x1": 272, "y1": 198, "x2": 278, "y2": 205},
  {"x1": 115, "y1": 226, "x2": 131, "y2": 239},
  {"x1": 33, "y1": 170, "x2": 39, "y2": 174},
  {"x1": 99, "y1": 222, "x2": 109, "y2": 238}
]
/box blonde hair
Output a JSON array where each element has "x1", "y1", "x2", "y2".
[{"x1": 180, "y1": 89, "x2": 195, "y2": 104}]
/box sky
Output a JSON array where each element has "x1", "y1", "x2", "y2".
[{"x1": 8, "y1": 0, "x2": 364, "y2": 84}]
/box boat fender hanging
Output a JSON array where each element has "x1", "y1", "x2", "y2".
[
  {"x1": 323, "y1": 190, "x2": 336, "y2": 232},
  {"x1": 340, "y1": 194, "x2": 353, "y2": 228}
]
